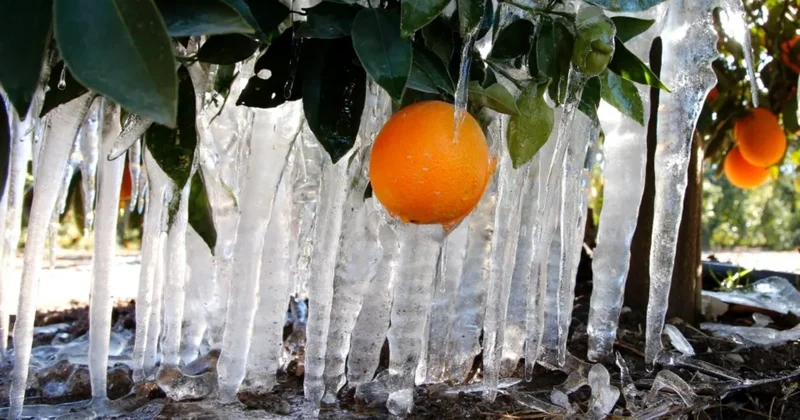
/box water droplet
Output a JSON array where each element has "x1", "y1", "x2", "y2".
[{"x1": 57, "y1": 66, "x2": 67, "y2": 90}]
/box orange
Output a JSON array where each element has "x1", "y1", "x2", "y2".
[
  {"x1": 120, "y1": 161, "x2": 133, "y2": 202},
  {"x1": 706, "y1": 86, "x2": 719, "y2": 103},
  {"x1": 369, "y1": 101, "x2": 494, "y2": 229},
  {"x1": 780, "y1": 35, "x2": 800, "y2": 74},
  {"x1": 724, "y1": 146, "x2": 770, "y2": 189},
  {"x1": 732, "y1": 107, "x2": 786, "y2": 168}
]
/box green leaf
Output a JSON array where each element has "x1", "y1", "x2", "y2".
[
  {"x1": 144, "y1": 66, "x2": 197, "y2": 189},
  {"x1": 40, "y1": 61, "x2": 89, "y2": 118},
  {"x1": 468, "y1": 81, "x2": 520, "y2": 115},
  {"x1": 489, "y1": 19, "x2": 534, "y2": 61},
  {"x1": 407, "y1": 65, "x2": 440, "y2": 94},
  {"x1": 507, "y1": 80, "x2": 554, "y2": 168},
  {"x1": 54, "y1": 0, "x2": 177, "y2": 127},
  {"x1": 608, "y1": 38, "x2": 669, "y2": 91},
  {"x1": 156, "y1": 0, "x2": 255, "y2": 36},
  {"x1": 457, "y1": 0, "x2": 486, "y2": 37},
  {"x1": 303, "y1": 37, "x2": 366, "y2": 163},
  {"x1": 600, "y1": 69, "x2": 644, "y2": 124},
  {"x1": 221, "y1": 0, "x2": 290, "y2": 40},
  {"x1": 585, "y1": 0, "x2": 667, "y2": 12},
  {"x1": 351, "y1": 9, "x2": 412, "y2": 101},
  {"x1": 422, "y1": 17, "x2": 454, "y2": 65},
  {"x1": 213, "y1": 64, "x2": 237, "y2": 97},
  {"x1": 188, "y1": 172, "x2": 217, "y2": 253},
  {"x1": 611, "y1": 16, "x2": 654, "y2": 43},
  {"x1": 196, "y1": 33, "x2": 259, "y2": 64},
  {"x1": 412, "y1": 45, "x2": 455, "y2": 95},
  {"x1": 536, "y1": 18, "x2": 574, "y2": 106},
  {"x1": 401, "y1": 0, "x2": 450, "y2": 37},
  {"x1": 237, "y1": 28, "x2": 302, "y2": 108},
  {"x1": 0, "y1": 0, "x2": 52, "y2": 118},
  {"x1": 578, "y1": 76, "x2": 601, "y2": 121},
  {"x1": 296, "y1": 0, "x2": 361, "y2": 39},
  {"x1": 0, "y1": 96, "x2": 10, "y2": 199},
  {"x1": 784, "y1": 95, "x2": 799, "y2": 134}
]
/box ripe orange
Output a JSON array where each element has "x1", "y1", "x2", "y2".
[
  {"x1": 780, "y1": 35, "x2": 800, "y2": 74},
  {"x1": 369, "y1": 101, "x2": 494, "y2": 229},
  {"x1": 732, "y1": 107, "x2": 786, "y2": 168},
  {"x1": 706, "y1": 86, "x2": 719, "y2": 103},
  {"x1": 120, "y1": 161, "x2": 133, "y2": 202},
  {"x1": 724, "y1": 146, "x2": 770, "y2": 189}
]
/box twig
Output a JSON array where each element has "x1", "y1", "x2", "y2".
[
  {"x1": 704, "y1": 404, "x2": 774, "y2": 419},
  {"x1": 613, "y1": 341, "x2": 646, "y2": 358}
]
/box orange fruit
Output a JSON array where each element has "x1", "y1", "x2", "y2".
[
  {"x1": 724, "y1": 146, "x2": 770, "y2": 189},
  {"x1": 369, "y1": 101, "x2": 494, "y2": 229},
  {"x1": 780, "y1": 35, "x2": 800, "y2": 74},
  {"x1": 706, "y1": 86, "x2": 719, "y2": 103},
  {"x1": 120, "y1": 161, "x2": 133, "y2": 202},
  {"x1": 732, "y1": 107, "x2": 786, "y2": 168}
]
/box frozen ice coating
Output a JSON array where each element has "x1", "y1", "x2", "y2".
[
  {"x1": 181, "y1": 226, "x2": 213, "y2": 365},
  {"x1": 144, "y1": 235, "x2": 167, "y2": 378},
  {"x1": 663, "y1": 324, "x2": 695, "y2": 356},
  {"x1": 588, "y1": 5, "x2": 664, "y2": 362},
  {"x1": 720, "y1": 0, "x2": 759, "y2": 107},
  {"x1": 108, "y1": 113, "x2": 153, "y2": 161},
  {"x1": 291, "y1": 125, "x2": 324, "y2": 299},
  {"x1": 87, "y1": 101, "x2": 124, "y2": 400},
  {"x1": 7, "y1": 92, "x2": 93, "y2": 420},
  {"x1": 587, "y1": 364, "x2": 620, "y2": 419},
  {"x1": 217, "y1": 101, "x2": 302, "y2": 403},
  {"x1": 645, "y1": 0, "x2": 720, "y2": 366},
  {"x1": 78, "y1": 98, "x2": 102, "y2": 230},
  {"x1": 127, "y1": 139, "x2": 143, "y2": 210},
  {"x1": 645, "y1": 370, "x2": 696, "y2": 407}
]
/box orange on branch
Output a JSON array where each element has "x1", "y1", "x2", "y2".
[
  {"x1": 120, "y1": 161, "x2": 133, "y2": 202},
  {"x1": 369, "y1": 101, "x2": 494, "y2": 229},
  {"x1": 780, "y1": 35, "x2": 800, "y2": 74},
  {"x1": 732, "y1": 107, "x2": 786, "y2": 167},
  {"x1": 724, "y1": 146, "x2": 770, "y2": 189}
]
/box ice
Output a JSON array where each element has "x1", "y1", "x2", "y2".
[
  {"x1": 108, "y1": 114, "x2": 152, "y2": 161},
  {"x1": 127, "y1": 139, "x2": 143, "y2": 210},
  {"x1": 645, "y1": 0, "x2": 719, "y2": 366},
  {"x1": 752, "y1": 313, "x2": 772, "y2": 327},
  {"x1": 78, "y1": 98, "x2": 102, "y2": 230},
  {"x1": 701, "y1": 277, "x2": 800, "y2": 316},
  {"x1": 720, "y1": 0, "x2": 759, "y2": 107},
  {"x1": 644, "y1": 370, "x2": 696, "y2": 407},
  {"x1": 87, "y1": 101, "x2": 124, "y2": 400},
  {"x1": 663, "y1": 324, "x2": 695, "y2": 356},
  {"x1": 7, "y1": 92, "x2": 93, "y2": 419},
  {"x1": 181, "y1": 226, "x2": 214, "y2": 365},
  {"x1": 216, "y1": 100, "x2": 302, "y2": 402},
  {"x1": 587, "y1": 364, "x2": 621, "y2": 419},
  {"x1": 385, "y1": 224, "x2": 446, "y2": 415},
  {"x1": 587, "y1": 5, "x2": 665, "y2": 362},
  {"x1": 616, "y1": 353, "x2": 643, "y2": 411},
  {"x1": 508, "y1": 390, "x2": 568, "y2": 415},
  {"x1": 453, "y1": 33, "x2": 475, "y2": 137},
  {"x1": 700, "y1": 322, "x2": 800, "y2": 347},
  {"x1": 131, "y1": 148, "x2": 171, "y2": 382},
  {"x1": 244, "y1": 144, "x2": 297, "y2": 394}
]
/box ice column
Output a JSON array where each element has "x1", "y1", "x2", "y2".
[
  {"x1": 645, "y1": 0, "x2": 719, "y2": 365},
  {"x1": 88, "y1": 101, "x2": 124, "y2": 400},
  {"x1": 181, "y1": 226, "x2": 214, "y2": 365},
  {"x1": 127, "y1": 139, "x2": 143, "y2": 210},
  {"x1": 588, "y1": 5, "x2": 664, "y2": 361},
  {"x1": 216, "y1": 101, "x2": 302, "y2": 402},
  {"x1": 8, "y1": 92, "x2": 93, "y2": 420},
  {"x1": 78, "y1": 100, "x2": 102, "y2": 230}
]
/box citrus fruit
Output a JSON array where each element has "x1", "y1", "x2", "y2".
[
  {"x1": 724, "y1": 146, "x2": 770, "y2": 189},
  {"x1": 706, "y1": 86, "x2": 719, "y2": 103},
  {"x1": 732, "y1": 107, "x2": 786, "y2": 168},
  {"x1": 780, "y1": 35, "x2": 800, "y2": 74},
  {"x1": 120, "y1": 161, "x2": 133, "y2": 202},
  {"x1": 369, "y1": 101, "x2": 494, "y2": 229}
]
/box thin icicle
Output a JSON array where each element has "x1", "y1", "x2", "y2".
[
  {"x1": 720, "y1": 0, "x2": 759, "y2": 107},
  {"x1": 127, "y1": 139, "x2": 143, "y2": 210},
  {"x1": 180, "y1": 226, "x2": 214, "y2": 365},
  {"x1": 645, "y1": 0, "x2": 719, "y2": 366},
  {"x1": 143, "y1": 231, "x2": 167, "y2": 378},
  {"x1": 88, "y1": 101, "x2": 124, "y2": 400},
  {"x1": 78, "y1": 99, "x2": 102, "y2": 230},
  {"x1": 7, "y1": 92, "x2": 93, "y2": 420},
  {"x1": 453, "y1": 34, "x2": 476, "y2": 139},
  {"x1": 291, "y1": 125, "x2": 324, "y2": 300}
]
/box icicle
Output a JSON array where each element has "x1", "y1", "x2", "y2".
[
  {"x1": 720, "y1": 0, "x2": 758, "y2": 107},
  {"x1": 587, "y1": 364, "x2": 621, "y2": 419},
  {"x1": 536, "y1": 190, "x2": 563, "y2": 369},
  {"x1": 132, "y1": 148, "x2": 172, "y2": 382},
  {"x1": 216, "y1": 101, "x2": 302, "y2": 403},
  {"x1": 31, "y1": 115, "x2": 45, "y2": 179},
  {"x1": 385, "y1": 224, "x2": 446, "y2": 415},
  {"x1": 107, "y1": 114, "x2": 152, "y2": 160},
  {"x1": 78, "y1": 98, "x2": 102, "y2": 230},
  {"x1": 453, "y1": 33, "x2": 476, "y2": 139},
  {"x1": 143, "y1": 231, "x2": 167, "y2": 378},
  {"x1": 7, "y1": 92, "x2": 93, "y2": 420},
  {"x1": 180, "y1": 226, "x2": 214, "y2": 365},
  {"x1": 0, "y1": 96, "x2": 12, "y2": 359},
  {"x1": 645, "y1": 0, "x2": 719, "y2": 366},
  {"x1": 88, "y1": 101, "x2": 123, "y2": 400},
  {"x1": 127, "y1": 139, "x2": 143, "y2": 210},
  {"x1": 663, "y1": 324, "x2": 695, "y2": 356}
]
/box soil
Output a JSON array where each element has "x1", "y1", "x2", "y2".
[{"x1": 4, "y1": 276, "x2": 800, "y2": 419}]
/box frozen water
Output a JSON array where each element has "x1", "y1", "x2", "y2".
[
  {"x1": 587, "y1": 364, "x2": 620, "y2": 419},
  {"x1": 127, "y1": 139, "x2": 143, "y2": 210},
  {"x1": 644, "y1": 370, "x2": 696, "y2": 407},
  {"x1": 663, "y1": 324, "x2": 695, "y2": 356},
  {"x1": 701, "y1": 323, "x2": 800, "y2": 347},
  {"x1": 702, "y1": 277, "x2": 800, "y2": 316}
]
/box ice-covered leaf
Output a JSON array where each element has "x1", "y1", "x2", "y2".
[
  {"x1": 608, "y1": 38, "x2": 669, "y2": 91},
  {"x1": 611, "y1": 16, "x2": 655, "y2": 43},
  {"x1": 578, "y1": 76, "x2": 601, "y2": 121},
  {"x1": 296, "y1": 0, "x2": 361, "y2": 39},
  {"x1": 468, "y1": 81, "x2": 520, "y2": 115},
  {"x1": 400, "y1": 0, "x2": 449, "y2": 37},
  {"x1": 0, "y1": 0, "x2": 52, "y2": 118},
  {"x1": 585, "y1": 0, "x2": 667, "y2": 12},
  {"x1": 40, "y1": 61, "x2": 89, "y2": 118},
  {"x1": 220, "y1": 0, "x2": 289, "y2": 39},
  {"x1": 303, "y1": 37, "x2": 366, "y2": 163},
  {"x1": 507, "y1": 80, "x2": 553, "y2": 168},
  {"x1": 144, "y1": 66, "x2": 196, "y2": 189},
  {"x1": 188, "y1": 172, "x2": 216, "y2": 253},
  {"x1": 600, "y1": 69, "x2": 644, "y2": 125},
  {"x1": 196, "y1": 33, "x2": 260, "y2": 64},
  {"x1": 489, "y1": 19, "x2": 534, "y2": 61},
  {"x1": 410, "y1": 45, "x2": 455, "y2": 95},
  {"x1": 352, "y1": 9, "x2": 411, "y2": 101},
  {"x1": 0, "y1": 97, "x2": 9, "y2": 199},
  {"x1": 156, "y1": 0, "x2": 256, "y2": 36},
  {"x1": 457, "y1": 0, "x2": 485, "y2": 37},
  {"x1": 213, "y1": 63, "x2": 237, "y2": 97},
  {"x1": 536, "y1": 18, "x2": 574, "y2": 106},
  {"x1": 237, "y1": 29, "x2": 302, "y2": 108},
  {"x1": 422, "y1": 18, "x2": 455, "y2": 65},
  {"x1": 54, "y1": 0, "x2": 177, "y2": 127}
]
